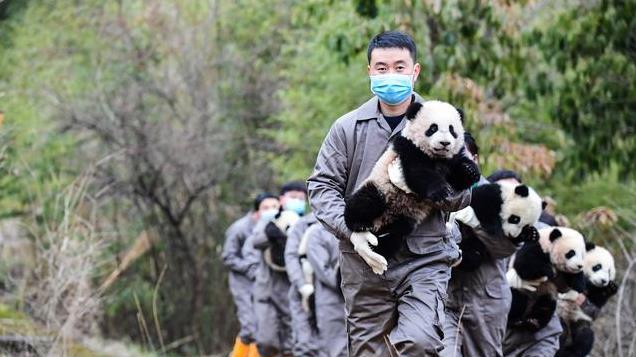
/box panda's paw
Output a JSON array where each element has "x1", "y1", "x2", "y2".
[
  {"x1": 449, "y1": 159, "x2": 481, "y2": 190},
  {"x1": 515, "y1": 225, "x2": 540, "y2": 243},
  {"x1": 606, "y1": 281, "x2": 619, "y2": 296}
]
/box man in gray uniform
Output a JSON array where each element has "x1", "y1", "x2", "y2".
[
  {"x1": 284, "y1": 211, "x2": 324, "y2": 357},
  {"x1": 223, "y1": 192, "x2": 280, "y2": 354},
  {"x1": 244, "y1": 183, "x2": 308, "y2": 357},
  {"x1": 307, "y1": 31, "x2": 470, "y2": 356},
  {"x1": 306, "y1": 224, "x2": 347, "y2": 357}
]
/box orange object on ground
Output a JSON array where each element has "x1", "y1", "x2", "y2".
[
  {"x1": 231, "y1": 336, "x2": 250, "y2": 357},
  {"x1": 247, "y1": 343, "x2": 260, "y2": 357}
]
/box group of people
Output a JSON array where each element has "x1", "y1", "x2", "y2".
[
  {"x1": 222, "y1": 31, "x2": 610, "y2": 357},
  {"x1": 222, "y1": 182, "x2": 347, "y2": 357}
]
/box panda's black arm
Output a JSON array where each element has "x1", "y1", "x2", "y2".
[
  {"x1": 559, "y1": 271, "x2": 586, "y2": 293},
  {"x1": 344, "y1": 181, "x2": 387, "y2": 232},
  {"x1": 586, "y1": 281, "x2": 618, "y2": 308},
  {"x1": 447, "y1": 151, "x2": 481, "y2": 191},
  {"x1": 519, "y1": 294, "x2": 557, "y2": 332},
  {"x1": 513, "y1": 242, "x2": 555, "y2": 280}
]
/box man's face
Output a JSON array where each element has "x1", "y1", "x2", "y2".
[
  {"x1": 279, "y1": 190, "x2": 307, "y2": 206},
  {"x1": 368, "y1": 47, "x2": 420, "y2": 79},
  {"x1": 257, "y1": 198, "x2": 280, "y2": 219}
]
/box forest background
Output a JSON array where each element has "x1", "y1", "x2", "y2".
[{"x1": 0, "y1": 0, "x2": 634, "y2": 356}]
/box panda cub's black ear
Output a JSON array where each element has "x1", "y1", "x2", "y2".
[
  {"x1": 405, "y1": 102, "x2": 423, "y2": 120},
  {"x1": 585, "y1": 242, "x2": 596, "y2": 251},
  {"x1": 549, "y1": 228, "x2": 562, "y2": 242},
  {"x1": 455, "y1": 107, "x2": 465, "y2": 123},
  {"x1": 514, "y1": 185, "x2": 529, "y2": 197},
  {"x1": 542, "y1": 201, "x2": 548, "y2": 210}
]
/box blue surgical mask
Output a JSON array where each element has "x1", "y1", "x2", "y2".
[
  {"x1": 260, "y1": 209, "x2": 278, "y2": 223},
  {"x1": 284, "y1": 199, "x2": 306, "y2": 216},
  {"x1": 370, "y1": 73, "x2": 414, "y2": 105}
]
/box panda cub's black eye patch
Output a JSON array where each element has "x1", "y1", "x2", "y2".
[
  {"x1": 425, "y1": 124, "x2": 438, "y2": 137},
  {"x1": 508, "y1": 215, "x2": 520, "y2": 224},
  {"x1": 592, "y1": 264, "x2": 602, "y2": 272},
  {"x1": 565, "y1": 249, "x2": 576, "y2": 259},
  {"x1": 449, "y1": 125, "x2": 457, "y2": 138}
]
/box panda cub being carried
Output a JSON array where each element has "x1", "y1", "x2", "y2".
[
  {"x1": 507, "y1": 226, "x2": 587, "y2": 332},
  {"x1": 452, "y1": 181, "x2": 544, "y2": 272},
  {"x1": 344, "y1": 100, "x2": 481, "y2": 259},
  {"x1": 555, "y1": 243, "x2": 617, "y2": 357}
]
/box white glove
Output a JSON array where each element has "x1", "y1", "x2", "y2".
[
  {"x1": 452, "y1": 206, "x2": 480, "y2": 229},
  {"x1": 299, "y1": 283, "x2": 314, "y2": 299},
  {"x1": 506, "y1": 268, "x2": 547, "y2": 292},
  {"x1": 299, "y1": 283, "x2": 314, "y2": 312},
  {"x1": 350, "y1": 231, "x2": 388, "y2": 275}
]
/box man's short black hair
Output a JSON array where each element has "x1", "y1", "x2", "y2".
[
  {"x1": 253, "y1": 192, "x2": 278, "y2": 211},
  {"x1": 487, "y1": 169, "x2": 523, "y2": 184},
  {"x1": 280, "y1": 181, "x2": 307, "y2": 196},
  {"x1": 464, "y1": 132, "x2": 479, "y2": 157},
  {"x1": 367, "y1": 31, "x2": 417, "y2": 64}
]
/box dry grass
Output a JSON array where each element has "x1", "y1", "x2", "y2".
[{"x1": 18, "y1": 171, "x2": 110, "y2": 356}]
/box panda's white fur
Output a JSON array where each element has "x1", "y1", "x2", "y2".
[
  {"x1": 274, "y1": 210, "x2": 300, "y2": 233},
  {"x1": 584, "y1": 245, "x2": 615, "y2": 287},
  {"x1": 539, "y1": 227, "x2": 586, "y2": 274},
  {"x1": 499, "y1": 181, "x2": 543, "y2": 238}
]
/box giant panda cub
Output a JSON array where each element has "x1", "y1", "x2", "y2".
[
  {"x1": 556, "y1": 243, "x2": 617, "y2": 357},
  {"x1": 344, "y1": 100, "x2": 481, "y2": 257},
  {"x1": 454, "y1": 181, "x2": 543, "y2": 271},
  {"x1": 263, "y1": 210, "x2": 300, "y2": 272},
  {"x1": 508, "y1": 226, "x2": 587, "y2": 331}
]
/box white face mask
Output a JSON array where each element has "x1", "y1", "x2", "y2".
[{"x1": 259, "y1": 209, "x2": 278, "y2": 223}]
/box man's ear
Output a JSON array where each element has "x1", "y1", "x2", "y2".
[{"x1": 413, "y1": 62, "x2": 421, "y2": 82}]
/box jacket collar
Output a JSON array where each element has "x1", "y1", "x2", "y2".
[{"x1": 355, "y1": 92, "x2": 425, "y2": 121}]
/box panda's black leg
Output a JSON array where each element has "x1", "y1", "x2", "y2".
[
  {"x1": 517, "y1": 294, "x2": 556, "y2": 332},
  {"x1": 447, "y1": 155, "x2": 481, "y2": 191},
  {"x1": 374, "y1": 215, "x2": 415, "y2": 258},
  {"x1": 507, "y1": 289, "x2": 528, "y2": 327},
  {"x1": 556, "y1": 321, "x2": 594, "y2": 357},
  {"x1": 566, "y1": 321, "x2": 594, "y2": 357},
  {"x1": 344, "y1": 182, "x2": 386, "y2": 232},
  {"x1": 455, "y1": 225, "x2": 488, "y2": 271}
]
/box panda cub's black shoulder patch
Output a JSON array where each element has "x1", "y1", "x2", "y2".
[
  {"x1": 405, "y1": 102, "x2": 423, "y2": 120},
  {"x1": 549, "y1": 228, "x2": 562, "y2": 242}
]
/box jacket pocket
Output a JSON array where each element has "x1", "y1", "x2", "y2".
[
  {"x1": 404, "y1": 234, "x2": 445, "y2": 256},
  {"x1": 484, "y1": 277, "x2": 507, "y2": 299}
]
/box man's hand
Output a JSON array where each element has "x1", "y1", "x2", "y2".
[
  {"x1": 506, "y1": 268, "x2": 547, "y2": 292},
  {"x1": 350, "y1": 231, "x2": 388, "y2": 275}
]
